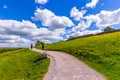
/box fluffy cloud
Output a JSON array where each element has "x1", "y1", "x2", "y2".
[
  {"x1": 72, "y1": 20, "x2": 93, "y2": 31},
  {"x1": 0, "y1": 20, "x2": 37, "y2": 36},
  {"x1": 0, "y1": 34, "x2": 19, "y2": 40},
  {"x1": 70, "y1": 7, "x2": 87, "y2": 21},
  {"x1": 0, "y1": 42, "x2": 30, "y2": 48},
  {"x1": 96, "y1": 8, "x2": 120, "y2": 27},
  {"x1": 0, "y1": 34, "x2": 31, "y2": 47},
  {"x1": 32, "y1": 28, "x2": 64, "y2": 42},
  {"x1": 0, "y1": 20, "x2": 38, "y2": 47},
  {"x1": 72, "y1": 8, "x2": 120, "y2": 32},
  {"x1": 84, "y1": 8, "x2": 120, "y2": 28},
  {"x1": 32, "y1": 8, "x2": 74, "y2": 30},
  {"x1": 35, "y1": 0, "x2": 48, "y2": 5},
  {"x1": 85, "y1": 0, "x2": 99, "y2": 8}
]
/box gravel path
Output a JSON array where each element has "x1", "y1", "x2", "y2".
[{"x1": 32, "y1": 48, "x2": 106, "y2": 80}]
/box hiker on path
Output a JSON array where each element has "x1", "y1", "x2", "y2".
[
  {"x1": 30, "y1": 44, "x2": 33, "y2": 49},
  {"x1": 41, "y1": 42, "x2": 44, "y2": 50}
]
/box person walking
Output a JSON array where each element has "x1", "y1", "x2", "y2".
[
  {"x1": 30, "y1": 44, "x2": 33, "y2": 49},
  {"x1": 41, "y1": 42, "x2": 44, "y2": 50}
]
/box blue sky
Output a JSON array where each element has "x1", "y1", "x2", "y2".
[{"x1": 0, "y1": 0, "x2": 120, "y2": 47}]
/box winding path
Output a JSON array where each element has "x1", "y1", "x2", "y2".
[{"x1": 32, "y1": 48, "x2": 105, "y2": 80}]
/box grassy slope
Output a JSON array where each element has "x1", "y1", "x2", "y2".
[
  {"x1": 0, "y1": 48, "x2": 20, "y2": 53},
  {"x1": 36, "y1": 31, "x2": 120, "y2": 80},
  {"x1": 0, "y1": 49, "x2": 50, "y2": 80}
]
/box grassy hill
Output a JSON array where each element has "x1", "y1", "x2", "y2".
[
  {"x1": 36, "y1": 31, "x2": 120, "y2": 80},
  {"x1": 0, "y1": 48, "x2": 20, "y2": 53},
  {"x1": 0, "y1": 48, "x2": 50, "y2": 80}
]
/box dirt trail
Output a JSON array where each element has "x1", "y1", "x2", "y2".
[{"x1": 32, "y1": 48, "x2": 105, "y2": 80}]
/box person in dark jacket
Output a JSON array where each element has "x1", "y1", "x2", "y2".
[
  {"x1": 41, "y1": 42, "x2": 44, "y2": 50},
  {"x1": 30, "y1": 44, "x2": 33, "y2": 49}
]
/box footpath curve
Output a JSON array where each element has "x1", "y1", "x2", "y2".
[{"x1": 32, "y1": 48, "x2": 105, "y2": 80}]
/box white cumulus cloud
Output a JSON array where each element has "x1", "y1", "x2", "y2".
[
  {"x1": 70, "y1": 7, "x2": 87, "y2": 21},
  {"x1": 84, "y1": 8, "x2": 120, "y2": 28},
  {"x1": 32, "y1": 28, "x2": 65, "y2": 42},
  {"x1": 85, "y1": 0, "x2": 99, "y2": 8},
  {"x1": 35, "y1": 0, "x2": 48, "y2": 5},
  {"x1": 32, "y1": 8, "x2": 74, "y2": 30},
  {"x1": 72, "y1": 20, "x2": 93, "y2": 31},
  {"x1": 0, "y1": 20, "x2": 37, "y2": 36},
  {"x1": 72, "y1": 8, "x2": 120, "y2": 32},
  {"x1": 96, "y1": 8, "x2": 120, "y2": 28},
  {"x1": 0, "y1": 34, "x2": 31, "y2": 47}
]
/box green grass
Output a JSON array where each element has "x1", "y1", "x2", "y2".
[
  {"x1": 0, "y1": 48, "x2": 50, "y2": 80},
  {"x1": 0, "y1": 48, "x2": 20, "y2": 53},
  {"x1": 36, "y1": 31, "x2": 120, "y2": 80}
]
